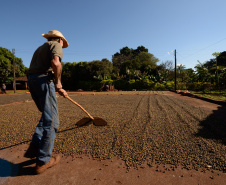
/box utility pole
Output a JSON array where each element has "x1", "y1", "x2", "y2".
[
  {"x1": 174, "y1": 49, "x2": 177, "y2": 91},
  {"x1": 12, "y1": 49, "x2": 16, "y2": 93}
]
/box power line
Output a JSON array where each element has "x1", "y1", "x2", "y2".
[{"x1": 177, "y1": 38, "x2": 226, "y2": 60}]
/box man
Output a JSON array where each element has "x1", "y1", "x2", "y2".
[
  {"x1": 1, "y1": 83, "x2": 6, "y2": 94},
  {"x1": 25, "y1": 30, "x2": 68, "y2": 174}
]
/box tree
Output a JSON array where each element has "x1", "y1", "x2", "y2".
[
  {"x1": 112, "y1": 49, "x2": 133, "y2": 71},
  {"x1": 138, "y1": 52, "x2": 158, "y2": 70},
  {"x1": 176, "y1": 64, "x2": 186, "y2": 82},
  {"x1": 194, "y1": 61, "x2": 211, "y2": 82},
  {"x1": 184, "y1": 68, "x2": 196, "y2": 83},
  {"x1": 217, "y1": 51, "x2": 226, "y2": 66},
  {"x1": 112, "y1": 46, "x2": 149, "y2": 71},
  {"x1": 157, "y1": 60, "x2": 174, "y2": 81},
  {"x1": 0, "y1": 47, "x2": 27, "y2": 84},
  {"x1": 132, "y1": 46, "x2": 148, "y2": 57},
  {"x1": 112, "y1": 46, "x2": 159, "y2": 78},
  {"x1": 0, "y1": 55, "x2": 12, "y2": 84},
  {"x1": 120, "y1": 46, "x2": 132, "y2": 56},
  {"x1": 203, "y1": 59, "x2": 216, "y2": 72},
  {"x1": 62, "y1": 61, "x2": 91, "y2": 90},
  {"x1": 88, "y1": 59, "x2": 113, "y2": 80},
  {"x1": 61, "y1": 59, "x2": 113, "y2": 90}
]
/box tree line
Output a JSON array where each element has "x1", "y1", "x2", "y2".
[
  {"x1": 0, "y1": 47, "x2": 26, "y2": 85},
  {"x1": 0, "y1": 46, "x2": 226, "y2": 91}
]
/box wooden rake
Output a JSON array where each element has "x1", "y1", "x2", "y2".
[{"x1": 65, "y1": 96, "x2": 107, "y2": 126}]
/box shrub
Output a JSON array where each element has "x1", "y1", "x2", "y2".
[
  {"x1": 177, "y1": 82, "x2": 216, "y2": 91},
  {"x1": 154, "y1": 83, "x2": 166, "y2": 90},
  {"x1": 177, "y1": 83, "x2": 187, "y2": 90},
  {"x1": 113, "y1": 79, "x2": 130, "y2": 90},
  {"x1": 77, "y1": 80, "x2": 101, "y2": 91},
  {"x1": 101, "y1": 79, "x2": 114, "y2": 85},
  {"x1": 165, "y1": 81, "x2": 175, "y2": 90}
]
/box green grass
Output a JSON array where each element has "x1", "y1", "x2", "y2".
[
  {"x1": 5, "y1": 90, "x2": 29, "y2": 94},
  {"x1": 190, "y1": 90, "x2": 226, "y2": 101}
]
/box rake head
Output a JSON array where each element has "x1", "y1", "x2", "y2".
[{"x1": 76, "y1": 117, "x2": 107, "y2": 127}]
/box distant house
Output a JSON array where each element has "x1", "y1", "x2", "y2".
[{"x1": 16, "y1": 76, "x2": 28, "y2": 90}]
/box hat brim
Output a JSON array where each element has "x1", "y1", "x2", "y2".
[{"x1": 42, "y1": 33, "x2": 69, "y2": 48}]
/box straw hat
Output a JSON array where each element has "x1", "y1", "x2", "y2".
[{"x1": 42, "y1": 30, "x2": 69, "y2": 48}]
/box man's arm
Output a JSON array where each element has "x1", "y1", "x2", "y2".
[
  {"x1": 51, "y1": 55, "x2": 62, "y2": 90},
  {"x1": 51, "y1": 56, "x2": 68, "y2": 97}
]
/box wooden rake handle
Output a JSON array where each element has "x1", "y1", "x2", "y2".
[{"x1": 65, "y1": 96, "x2": 94, "y2": 120}]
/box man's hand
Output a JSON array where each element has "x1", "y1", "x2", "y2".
[
  {"x1": 55, "y1": 82, "x2": 63, "y2": 91},
  {"x1": 57, "y1": 88, "x2": 68, "y2": 98}
]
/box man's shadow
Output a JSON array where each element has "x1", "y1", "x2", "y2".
[
  {"x1": 0, "y1": 120, "x2": 98, "y2": 178},
  {"x1": 0, "y1": 158, "x2": 36, "y2": 177},
  {"x1": 195, "y1": 99, "x2": 226, "y2": 145},
  {"x1": 0, "y1": 124, "x2": 80, "y2": 177}
]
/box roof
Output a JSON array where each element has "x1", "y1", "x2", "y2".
[{"x1": 16, "y1": 76, "x2": 27, "y2": 81}]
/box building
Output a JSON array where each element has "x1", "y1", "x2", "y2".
[{"x1": 15, "y1": 76, "x2": 28, "y2": 90}]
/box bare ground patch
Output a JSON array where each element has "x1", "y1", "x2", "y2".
[{"x1": 0, "y1": 91, "x2": 225, "y2": 184}]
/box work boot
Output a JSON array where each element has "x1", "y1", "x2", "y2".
[
  {"x1": 36, "y1": 155, "x2": 61, "y2": 174},
  {"x1": 24, "y1": 142, "x2": 38, "y2": 158}
]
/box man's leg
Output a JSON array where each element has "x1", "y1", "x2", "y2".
[
  {"x1": 24, "y1": 75, "x2": 45, "y2": 158},
  {"x1": 26, "y1": 74, "x2": 60, "y2": 173},
  {"x1": 36, "y1": 80, "x2": 59, "y2": 165}
]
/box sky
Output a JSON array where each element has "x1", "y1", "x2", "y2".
[{"x1": 1, "y1": 0, "x2": 226, "y2": 69}]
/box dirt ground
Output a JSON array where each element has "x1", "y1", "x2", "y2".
[{"x1": 0, "y1": 91, "x2": 225, "y2": 185}]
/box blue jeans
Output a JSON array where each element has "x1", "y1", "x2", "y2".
[{"x1": 27, "y1": 74, "x2": 59, "y2": 165}]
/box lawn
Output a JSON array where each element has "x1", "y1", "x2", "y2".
[{"x1": 190, "y1": 90, "x2": 226, "y2": 102}]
